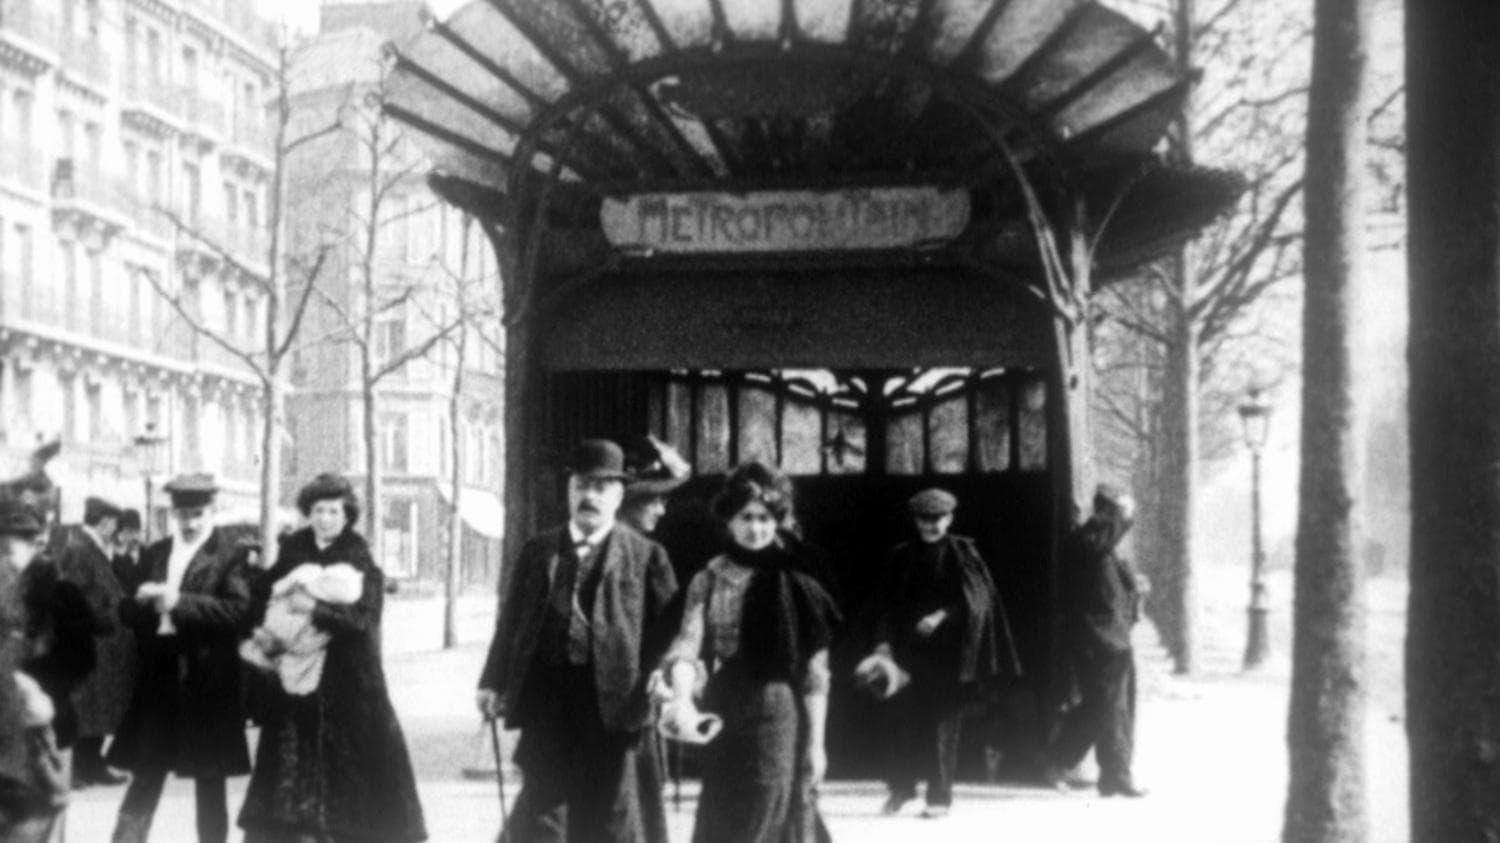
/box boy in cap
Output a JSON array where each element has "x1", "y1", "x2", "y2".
[
  {"x1": 478, "y1": 440, "x2": 678, "y2": 843},
  {"x1": 56, "y1": 497, "x2": 136, "y2": 787},
  {"x1": 869, "y1": 488, "x2": 1021, "y2": 818},
  {"x1": 1044, "y1": 483, "x2": 1147, "y2": 797},
  {"x1": 112, "y1": 509, "x2": 144, "y2": 593},
  {"x1": 108, "y1": 474, "x2": 252, "y2": 843}
]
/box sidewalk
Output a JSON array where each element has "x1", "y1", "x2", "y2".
[{"x1": 60, "y1": 568, "x2": 1411, "y2": 842}]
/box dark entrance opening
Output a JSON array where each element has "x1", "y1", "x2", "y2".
[{"x1": 543, "y1": 367, "x2": 1056, "y2": 777}]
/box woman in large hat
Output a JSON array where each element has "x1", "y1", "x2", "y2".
[{"x1": 238, "y1": 473, "x2": 426, "y2": 843}]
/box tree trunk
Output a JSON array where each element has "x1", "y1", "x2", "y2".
[
  {"x1": 362, "y1": 360, "x2": 381, "y2": 568},
  {"x1": 259, "y1": 368, "x2": 286, "y2": 569},
  {"x1": 1160, "y1": 299, "x2": 1199, "y2": 674},
  {"x1": 443, "y1": 316, "x2": 468, "y2": 650},
  {"x1": 1405, "y1": 1, "x2": 1500, "y2": 840},
  {"x1": 1282, "y1": 0, "x2": 1370, "y2": 838}
]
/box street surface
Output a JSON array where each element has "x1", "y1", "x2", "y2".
[{"x1": 62, "y1": 568, "x2": 1410, "y2": 842}]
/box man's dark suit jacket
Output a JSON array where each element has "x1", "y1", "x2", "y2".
[{"x1": 480, "y1": 524, "x2": 678, "y2": 734}]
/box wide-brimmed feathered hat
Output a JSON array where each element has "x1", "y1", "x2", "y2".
[{"x1": 625, "y1": 435, "x2": 691, "y2": 499}]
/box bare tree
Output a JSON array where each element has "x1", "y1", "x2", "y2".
[
  {"x1": 1092, "y1": 0, "x2": 1312, "y2": 672},
  {"x1": 141, "y1": 40, "x2": 344, "y2": 566},
  {"x1": 1282, "y1": 0, "x2": 1372, "y2": 836},
  {"x1": 304, "y1": 67, "x2": 465, "y2": 565},
  {"x1": 1405, "y1": 0, "x2": 1500, "y2": 839}
]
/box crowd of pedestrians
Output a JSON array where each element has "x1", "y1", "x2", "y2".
[{"x1": 0, "y1": 434, "x2": 1148, "y2": 842}]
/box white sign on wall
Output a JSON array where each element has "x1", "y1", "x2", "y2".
[{"x1": 601, "y1": 186, "x2": 971, "y2": 254}]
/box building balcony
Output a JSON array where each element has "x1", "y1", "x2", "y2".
[
  {"x1": 180, "y1": 89, "x2": 228, "y2": 141},
  {"x1": 59, "y1": 37, "x2": 109, "y2": 91},
  {"x1": 181, "y1": 0, "x2": 279, "y2": 57},
  {"x1": 120, "y1": 76, "x2": 182, "y2": 135},
  {"x1": 173, "y1": 215, "x2": 270, "y2": 278},
  {"x1": 222, "y1": 115, "x2": 275, "y2": 174},
  {"x1": 0, "y1": 141, "x2": 45, "y2": 193},
  {"x1": 0, "y1": 0, "x2": 61, "y2": 73},
  {"x1": 50, "y1": 159, "x2": 130, "y2": 244}
]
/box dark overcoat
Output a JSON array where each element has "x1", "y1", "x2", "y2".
[
  {"x1": 480, "y1": 524, "x2": 679, "y2": 734},
  {"x1": 106, "y1": 529, "x2": 252, "y2": 778},
  {"x1": 238, "y1": 527, "x2": 427, "y2": 842},
  {"x1": 18, "y1": 561, "x2": 96, "y2": 749},
  {"x1": 54, "y1": 527, "x2": 137, "y2": 738},
  {"x1": 1063, "y1": 515, "x2": 1141, "y2": 654},
  {"x1": 874, "y1": 534, "x2": 1023, "y2": 689}
]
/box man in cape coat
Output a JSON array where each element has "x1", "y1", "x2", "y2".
[{"x1": 870, "y1": 488, "x2": 1021, "y2": 818}]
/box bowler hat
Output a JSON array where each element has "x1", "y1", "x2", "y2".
[
  {"x1": 163, "y1": 473, "x2": 219, "y2": 508},
  {"x1": 566, "y1": 439, "x2": 629, "y2": 481},
  {"x1": 84, "y1": 496, "x2": 123, "y2": 524},
  {"x1": 0, "y1": 499, "x2": 43, "y2": 538},
  {"x1": 908, "y1": 488, "x2": 957, "y2": 517}
]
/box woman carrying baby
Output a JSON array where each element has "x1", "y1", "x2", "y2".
[
  {"x1": 237, "y1": 474, "x2": 426, "y2": 843},
  {"x1": 658, "y1": 462, "x2": 841, "y2": 843}
]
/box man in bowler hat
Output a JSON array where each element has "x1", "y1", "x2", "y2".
[
  {"x1": 56, "y1": 496, "x2": 135, "y2": 787},
  {"x1": 477, "y1": 439, "x2": 679, "y2": 842},
  {"x1": 108, "y1": 474, "x2": 252, "y2": 842},
  {"x1": 1045, "y1": 484, "x2": 1148, "y2": 797},
  {"x1": 871, "y1": 488, "x2": 1021, "y2": 818}
]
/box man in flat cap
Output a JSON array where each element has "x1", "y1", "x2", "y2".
[
  {"x1": 869, "y1": 488, "x2": 1021, "y2": 818},
  {"x1": 108, "y1": 474, "x2": 252, "y2": 842},
  {"x1": 478, "y1": 439, "x2": 679, "y2": 843},
  {"x1": 1045, "y1": 484, "x2": 1147, "y2": 797},
  {"x1": 55, "y1": 496, "x2": 136, "y2": 787},
  {"x1": 111, "y1": 509, "x2": 145, "y2": 595}
]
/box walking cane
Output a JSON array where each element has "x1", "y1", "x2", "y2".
[{"x1": 488, "y1": 718, "x2": 509, "y2": 826}]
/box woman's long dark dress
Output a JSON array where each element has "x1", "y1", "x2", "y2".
[
  {"x1": 237, "y1": 527, "x2": 426, "y2": 843},
  {"x1": 668, "y1": 544, "x2": 839, "y2": 843}
]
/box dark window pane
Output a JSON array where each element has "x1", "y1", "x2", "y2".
[
  {"x1": 929, "y1": 395, "x2": 969, "y2": 474},
  {"x1": 1018, "y1": 377, "x2": 1047, "y2": 470},
  {"x1": 737, "y1": 386, "x2": 777, "y2": 466},
  {"x1": 976, "y1": 377, "x2": 1012, "y2": 472},
  {"x1": 886, "y1": 411, "x2": 923, "y2": 475},
  {"x1": 698, "y1": 383, "x2": 730, "y2": 473},
  {"x1": 781, "y1": 400, "x2": 822, "y2": 475},
  {"x1": 826, "y1": 411, "x2": 866, "y2": 475},
  {"x1": 666, "y1": 380, "x2": 692, "y2": 462}
]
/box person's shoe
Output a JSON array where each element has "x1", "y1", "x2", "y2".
[
  {"x1": 921, "y1": 805, "x2": 951, "y2": 819},
  {"x1": 1099, "y1": 780, "x2": 1148, "y2": 798},
  {"x1": 91, "y1": 768, "x2": 129, "y2": 786},
  {"x1": 881, "y1": 794, "x2": 912, "y2": 816},
  {"x1": 1039, "y1": 765, "x2": 1071, "y2": 792}
]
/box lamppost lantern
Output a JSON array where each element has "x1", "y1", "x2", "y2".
[
  {"x1": 1239, "y1": 387, "x2": 1274, "y2": 670},
  {"x1": 132, "y1": 421, "x2": 170, "y2": 541},
  {"x1": 1237, "y1": 388, "x2": 1273, "y2": 454}
]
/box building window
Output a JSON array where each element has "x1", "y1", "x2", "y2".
[
  {"x1": 86, "y1": 383, "x2": 103, "y2": 442},
  {"x1": 374, "y1": 314, "x2": 406, "y2": 375},
  {"x1": 379, "y1": 497, "x2": 417, "y2": 577},
  {"x1": 60, "y1": 373, "x2": 76, "y2": 442},
  {"x1": 223, "y1": 288, "x2": 237, "y2": 337},
  {"x1": 244, "y1": 296, "x2": 259, "y2": 344},
  {"x1": 378, "y1": 412, "x2": 409, "y2": 473},
  {"x1": 14, "y1": 369, "x2": 33, "y2": 434}
]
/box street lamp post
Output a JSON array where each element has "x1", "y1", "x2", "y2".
[
  {"x1": 132, "y1": 421, "x2": 169, "y2": 542},
  {"x1": 1238, "y1": 388, "x2": 1273, "y2": 670}
]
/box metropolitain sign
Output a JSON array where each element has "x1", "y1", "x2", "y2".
[{"x1": 601, "y1": 187, "x2": 971, "y2": 254}]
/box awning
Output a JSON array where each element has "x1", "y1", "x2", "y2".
[
  {"x1": 385, "y1": 0, "x2": 1240, "y2": 274},
  {"x1": 437, "y1": 484, "x2": 506, "y2": 539}
]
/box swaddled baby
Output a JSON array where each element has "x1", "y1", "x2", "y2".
[{"x1": 239, "y1": 563, "x2": 363, "y2": 695}]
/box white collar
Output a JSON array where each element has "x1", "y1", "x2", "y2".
[{"x1": 568, "y1": 521, "x2": 613, "y2": 547}]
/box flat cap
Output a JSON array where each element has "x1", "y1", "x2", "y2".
[
  {"x1": 163, "y1": 473, "x2": 219, "y2": 508},
  {"x1": 0, "y1": 499, "x2": 44, "y2": 538},
  {"x1": 908, "y1": 488, "x2": 957, "y2": 517},
  {"x1": 117, "y1": 509, "x2": 143, "y2": 532}
]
